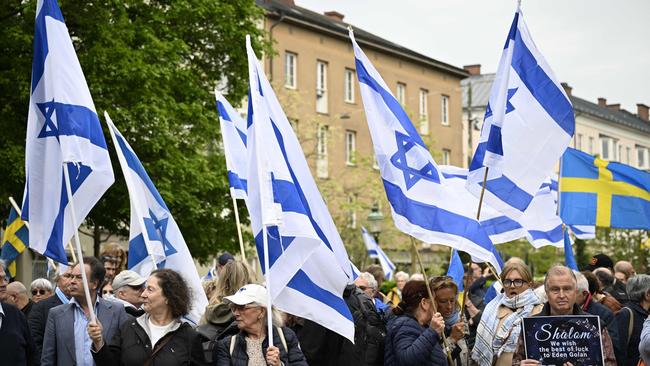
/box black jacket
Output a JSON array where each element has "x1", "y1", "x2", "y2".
[
  {"x1": 615, "y1": 302, "x2": 649, "y2": 366},
  {"x1": 92, "y1": 315, "x2": 207, "y2": 366},
  {"x1": 0, "y1": 302, "x2": 36, "y2": 366},
  {"x1": 27, "y1": 293, "x2": 63, "y2": 365},
  {"x1": 584, "y1": 299, "x2": 621, "y2": 362},
  {"x1": 215, "y1": 326, "x2": 308, "y2": 366},
  {"x1": 289, "y1": 284, "x2": 385, "y2": 366}
]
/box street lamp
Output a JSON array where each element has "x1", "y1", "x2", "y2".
[{"x1": 367, "y1": 204, "x2": 384, "y2": 243}]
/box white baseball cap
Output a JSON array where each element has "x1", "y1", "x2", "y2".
[{"x1": 224, "y1": 284, "x2": 268, "y2": 307}]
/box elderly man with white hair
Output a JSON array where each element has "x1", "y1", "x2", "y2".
[
  {"x1": 355, "y1": 271, "x2": 390, "y2": 314},
  {"x1": 512, "y1": 265, "x2": 617, "y2": 366}
]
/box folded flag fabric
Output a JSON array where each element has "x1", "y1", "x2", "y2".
[
  {"x1": 466, "y1": 5, "x2": 574, "y2": 219},
  {"x1": 215, "y1": 89, "x2": 248, "y2": 200},
  {"x1": 106, "y1": 113, "x2": 207, "y2": 324},
  {"x1": 361, "y1": 227, "x2": 396, "y2": 280},
  {"x1": 0, "y1": 207, "x2": 29, "y2": 278},
  {"x1": 245, "y1": 36, "x2": 354, "y2": 341},
  {"x1": 23, "y1": 0, "x2": 114, "y2": 263},
  {"x1": 351, "y1": 29, "x2": 502, "y2": 273},
  {"x1": 560, "y1": 147, "x2": 650, "y2": 229},
  {"x1": 447, "y1": 249, "x2": 465, "y2": 292}
]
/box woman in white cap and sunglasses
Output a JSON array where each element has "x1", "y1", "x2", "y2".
[{"x1": 214, "y1": 284, "x2": 307, "y2": 366}]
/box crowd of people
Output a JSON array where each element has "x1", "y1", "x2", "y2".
[{"x1": 2, "y1": 247, "x2": 650, "y2": 366}]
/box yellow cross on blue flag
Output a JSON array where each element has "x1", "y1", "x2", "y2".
[
  {"x1": 559, "y1": 147, "x2": 650, "y2": 229},
  {"x1": 0, "y1": 206, "x2": 29, "y2": 278}
]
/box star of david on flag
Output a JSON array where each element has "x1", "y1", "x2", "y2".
[
  {"x1": 105, "y1": 113, "x2": 207, "y2": 324},
  {"x1": 350, "y1": 29, "x2": 502, "y2": 272},
  {"x1": 22, "y1": 0, "x2": 114, "y2": 263},
  {"x1": 467, "y1": 5, "x2": 574, "y2": 219}
]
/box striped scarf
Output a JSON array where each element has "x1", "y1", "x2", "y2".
[{"x1": 471, "y1": 288, "x2": 540, "y2": 366}]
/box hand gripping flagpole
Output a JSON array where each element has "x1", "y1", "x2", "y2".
[
  {"x1": 62, "y1": 163, "x2": 97, "y2": 323},
  {"x1": 230, "y1": 188, "x2": 247, "y2": 262},
  {"x1": 410, "y1": 236, "x2": 454, "y2": 366},
  {"x1": 9, "y1": 196, "x2": 78, "y2": 264}
]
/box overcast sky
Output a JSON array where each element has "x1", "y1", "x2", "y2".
[{"x1": 298, "y1": 0, "x2": 650, "y2": 113}]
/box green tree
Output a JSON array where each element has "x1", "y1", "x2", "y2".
[{"x1": 0, "y1": 0, "x2": 269, "y2": 260}]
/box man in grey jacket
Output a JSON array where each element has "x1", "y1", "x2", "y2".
[{"x1": 41, "y1": 256, "x2": 130, "y2": 365}]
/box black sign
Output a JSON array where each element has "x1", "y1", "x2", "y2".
[{"x1": 522, "y1": 315, "x2": 603, "y2": 366}]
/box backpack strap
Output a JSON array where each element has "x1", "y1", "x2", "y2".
[
  {"x1": 276, "y1": 326, "x2": 288, "y2": 354},
  {"x1": 229, "y1": 335, "x2": 237, "y2": 356}
]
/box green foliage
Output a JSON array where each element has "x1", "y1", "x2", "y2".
[
  {"x1": 0, "y1": 0, "x2": 269, "y2": 260},
  {"x1": 380, "y1": 279, "x2": 395, "y2": 294}
]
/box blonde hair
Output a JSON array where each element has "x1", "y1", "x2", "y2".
[
  {"x1": 210, "y1": 260, "x2": 255, "y2": 304},
  {"x1": 501, "y1": 261, "x2": 533, "y2": 284}
]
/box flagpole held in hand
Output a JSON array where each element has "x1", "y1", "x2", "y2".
[
  {"x1": 410, "y1": 236, "x2": 454, "y2": 366},
  {"x1": 262, "y1": 225, "x2": 273, "y2": 347},
  {"x1": 62, "y1": 163, "x2": 96, "y2": 323},
  {"x1": 230, "y1": 188, "x2": 247, "y2": 262}
]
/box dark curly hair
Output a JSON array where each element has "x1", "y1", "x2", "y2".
[{"x1": 151, "y1": 269, "x2": 191, "y2": 318}]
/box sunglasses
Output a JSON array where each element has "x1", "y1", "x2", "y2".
[{"x1": 32, "y1": 289, "x2": 48, "y2": 296}]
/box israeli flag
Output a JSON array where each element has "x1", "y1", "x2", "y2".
[
  {"x1": 22, "y1": 0, "x2": 114, "y2": 263},
  {"x1": 215, "y1": 89, "x2": 248, "y2": 200},
  {"x1": 105, "y1": 113, "x2": 207, "y2": 324},
  {"x1": 467, "y1": 5, "x2": 574, "y2": 219},
  {"x1": 351, "y1": 31, "x2": 502, "y2": 273},
  {"x1": 443, "y1": 166, "x2": 564, "y2": 248},
  {"x1": 547, "y1": 178, "x2": 596, "y2": 240},
  {"x1": 361, "y1": 227, "x2": 396, "y2": 280},
  {"x1": 245, "y1": 36, "x2": 354, "y2": 341}
]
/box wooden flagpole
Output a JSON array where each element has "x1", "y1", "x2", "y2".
[{"x1": 230, "y1": 189, "x2": 247, "y2": 261}]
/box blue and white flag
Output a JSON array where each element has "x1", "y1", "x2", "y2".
[
  {"x1": 361, "y1": 227, "x2": 396, "y2": 280},
  {"x1": 201, "y1": 266, "x2": 217, "y2": 282},
  {"x1": 547, "y1": 178, "x2": 596, "y2": 240},
  {"x1": 105, "y1": 113, "x2": 207, "y2": 324},
  {"x1": 245, "y1": 36, "x2": 354, "y2": 341},
  {"x1": 447, "y1": 249, "x2": 465, "y2": 292},
  {"x1": 563, "y1": 228, "x2": 579, "y2": 270},
  {"x1": 351, "y1": 31, "x2": 502, "y2": 273},
  {"x1": 22, "y1": 0, "x2": 114, "y2": 263},
  {"x1": 443, "y1": 166, "x2": 564, "y2": 248},
  {"x1": 215, "y1": 89, "x2": 248, "y2": 200},
  {"x1": 466, "y1": 5, "x2": 574, "y2": 219}
]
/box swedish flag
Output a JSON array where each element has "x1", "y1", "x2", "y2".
[
  {"x1": 560, "y1": 148, "x2": 650, "y2": 229},
  {"x1": 0, "y1": 207, "x2": 29, "y2": 278}
]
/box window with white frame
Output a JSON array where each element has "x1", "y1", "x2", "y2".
[
  {"x1": 345, "y1": 130, "x2": 356, "y2": 166},
  {"x1": 347, "y1": 194, "x2": 357, "y2": 228},
  {"x1": 316, "y1": 61, "x2": 328, "y2": 113},
  {"x1": 442, "y1": 149, "x2": 451, "y2": 165},
  {"x1": 344, "y1": 68, "x2": 355, "y2": 103},
  {"x1": 419, "y1": 89, "x2": 429, "y2": 135},
  {"x1": 637, "y1": 146, "x2": 649, "y2": 169},
  {"x1": 316, "y1": 125, "x2": 329, "y2": 178},
  {"x1": 441, "y1": 95, "x2": 450, "y2": 126},
  {"x1": 600, "y1": 135, "x2": 618, "y2": 160},
  {"x1": 575, "y1": 133, "x2": 583, "y2": 150},
  {"x1": 285, "y1": 51, "x2": 297, "y2": 89},
  {"x1": 396, "y1": 82, "x2": 406, "y2": 105}
]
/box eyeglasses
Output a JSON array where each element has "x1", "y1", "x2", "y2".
[
  {"x1": 503, "y1": 279, "x2": 526, "y2": 288},
  {"x1": 229, "y1": 304, "x2": 260, "y2": 313},
  {"x1": 0, "y1": 275, "x2": 8, "y2": 282},
  {"x1": 32, "y1": 289, "x2": 48, "y2": 296},
  {"x1": 102, "y1": 290, "x2": 114, "y2": 295}
]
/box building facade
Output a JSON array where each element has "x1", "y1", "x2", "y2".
[{"x1": 257, "y1": 0, "x2": 469, "y2": 268}]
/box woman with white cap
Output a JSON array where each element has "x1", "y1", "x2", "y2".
[{"x1": 214, "y1": 284, "x2": 307, "y2": 366}]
